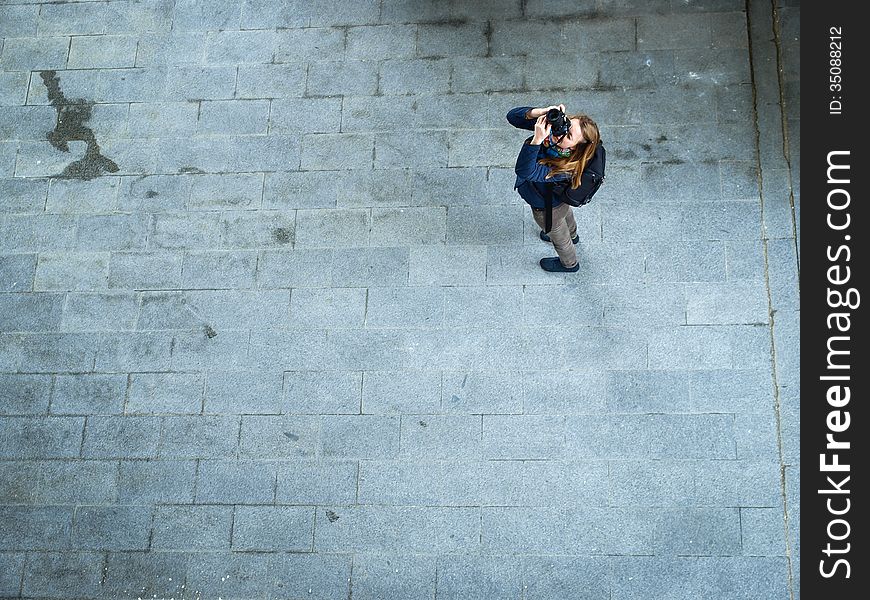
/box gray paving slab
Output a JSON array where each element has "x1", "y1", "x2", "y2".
[
  {"x1": 784, "y1": 463, "x2": 801, "y2": 597},
  {"x1": 409, "y1": 244, "x2": 488, "y2": 285},
  {"x1": 0, "y1": 1, "x2": 799, "y2": 597},
  {"x1": 21, "y1": 552, "x2": 104, "y2": 598},
  {"x1": 0, "y1": 373, "x2": 50, "y2": 416},
  {"x1": 611, "y1": 556, "x2": 790, "y2": 600},
  {"x1": 148, "y1": 212, "x2": 224, "y2": 250},
  {"x1": 151, "y1": 504, "x2": 233, "y2": 550},
  {"x1": 75, "y1": 214, "x2": 150, "y2": 251},
  {"x1": 238, "y1": 64, "x2": 307, "y2": 99},
  {"x1": 67, "y1": 35, "x2": 138, "y2": 69},
  {"x1": 380, "y1": 59, "x2": 452, "y2": 96},
  {"x1": 654, "y1": 507, "x2": 742, "y2": 555},
  {"x1": 231, "y1": 505, "x2": 315, "y2": 551},
  {"x1": 102, "y1": 551, "x2": 189, "y2": 599},
  {"x1": 314, "y1": 505, "x2": 480, "y2": 553},
  {"x1": 188, "y1": 173, "x2": 265, "y2": 210},
  {"x1": 322, "y1": 415, "x2": 400, "y2": 459},
  {"x1": 36, "y1": 459, "x2": 123, "y2": 506},
  {"x1": 159, "y1": 415, "x2": 241, "y2": 458},
  {"x1": 522, "y1": 555, "x2": 610, "y2": 600},
  {"x1": 71, "y1": 505, "x2": 152, "y2": 550},
  {"x1": 0, "y1": 552, "x2": 24, "y2": 598},
  {"x1": 275, "y1": 459, "x2": 358, "y2": 505},
  {"x1": 284, "y1": 371, "x2": 362, "y2": 414},
  {"x1": 181, "y1": 250, "x2": 259, "y2": 289},
  {"x1": 110, "y1": 252, "x2": 181, "y2": 289},
  {"x1": 1, "y1": 215, "x2": 78, "y2": 252},
  {"x1": 239, "y1": 414, "x2": 319, "y2": 459},
  {"x1": 170, "y1": 329, "x2": 251, "y2": 371},
  {"x1": 567, "y1": 413, "x2": 736, "y2": 460},
  {"x1": 0, "y1": 506, "x2": 74, "y2": 550},
  {"x1": 288, "y1": 287, "x2": 366, "y2": 329},
  {"x1": 742, "y1": 506, "x2": 789, "y2": 556},
  {"x1": 0, "y1": 416, "x2": 85, "y2": 459},
  {"x1": 370, "y1": 207, "x2": 447, "y2": 246},
  {"x1": 82, "y1": 415, "x2": 160, "y2": 459},
  {"x1": 437, "y1": 555, "x2": 523, "y2": 600},
  {"x1": 127, "y1": 371, "x2": 204, "y2": 414},
  {"x1": 0, "y1": 293, "x2": 63, "y2": 334},
  {"x1": 0, "y1": 177, "x2": 47, "y2": 213},
  {"x1": 0, "y1": 5, "x2": 39, "y2": 38},
  {"x1": 185, "y1": 552, "x2": 269, "y2": 599},
  {"x1": 94, "y1": 331, "x2": 173, "y2": 371},
  {"x1": 0, "y1": 37, "x2": 70, "y2": 71},
  {"x1": 399, "y1": 414, "x2": 482, "y2": 459},
  {"x1": 117, "y1": 459, "x2": 197, "y2": 505},
  {"x1": 352, "y1": 553, "x2": 436, "y2": 600},
  {"x1": 358, "y1": 459, "x2": 521, "y2": 506},
  {"x1": 482, "y1": 506, "x2": 658, "y2": 555},
  {"x1": 205, "y1": 369, "x2": 284, "y2": 414},
  {"x1": 266, "y1": 553, "x2": 353, "y2": 600},
  {"x1": 483, "y1": 414, "x2": 566, "y2": 459},
  {"x1": 34, "y1": 252, "x2": 111, "y2": 291},
  {"x1": 62, "y1": 291, "x2": 140, "y2": 331},
  {"x1": 361, "y1": 370, "x2": 442, "y2": 414},
  {"x1": 0, "y1": 141, "x2": 17, "y2": 176},
  {"x1": 2, "y1": 462, "x2": 38, "y2": 504}
]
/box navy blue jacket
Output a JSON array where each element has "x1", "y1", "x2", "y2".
[{"x1": 507, "y1": 106, "x2": 570, "y2": 210}]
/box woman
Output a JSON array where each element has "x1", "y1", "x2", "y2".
[{"x1": 507, "y1": 105, "x2": 602, "y2": 273}]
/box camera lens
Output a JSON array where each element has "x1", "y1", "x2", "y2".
[{"x1": 545, "y1": 108, "x2": 569, "y2": 137}]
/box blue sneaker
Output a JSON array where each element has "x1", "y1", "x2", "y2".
[
  {"x1": 539, "y1": 257, "x2": 579, "y2": 273},
  {"x1": 540, "y1": 230, "x2": 579, "y2": 244}
]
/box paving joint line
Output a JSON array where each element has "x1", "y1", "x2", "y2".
[
  {"x1": 769, "y1": 0, "x2": 800, "y2": 268},
  {"x1": 745, "y1": 1, "x2": 796, "y2": 598}
]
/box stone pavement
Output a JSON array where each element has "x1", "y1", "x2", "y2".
[{"x1": 0, "y1": 0, "x2": 800, "y2": 598}]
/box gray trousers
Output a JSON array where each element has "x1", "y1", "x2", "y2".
[{"x1": 532, "y1": 203, "x2": 578, "y2": 268}]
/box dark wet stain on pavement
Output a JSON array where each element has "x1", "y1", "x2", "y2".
[
  {"x1": 272, "y1": 227, "x2": 293, "y2": 244},
  {"x1": 40, "y1": 70, "x2": 119, "y2": 180}
]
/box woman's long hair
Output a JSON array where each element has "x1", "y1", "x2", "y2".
[{"x1": 539, "y1": 114, "x2": 600, "y2": 189}]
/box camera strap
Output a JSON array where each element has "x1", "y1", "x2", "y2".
[
  {"x1": 543, "y1": 137, "x2": 572, "y2": 158},
  {"x1": 530, "y1": 180, "x2": 554, "y2": 232},
  {"x1": 543, "y1": 189, "x2": 553, "y2": 233}
]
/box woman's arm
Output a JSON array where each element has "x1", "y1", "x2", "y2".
[
  {"x1": 506, "y1": 104, "x2": 566, "y2": 130},
  {"x1": 515, "y1": 115, "x2": 571, "y2": 181},
  {"x1": 506, "y1": 106, "x2": 536, "y2": 131}
]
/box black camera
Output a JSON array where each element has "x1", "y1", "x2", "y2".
[{"x1": 545, "y1": 108, "x2": 570, "y2": 138}]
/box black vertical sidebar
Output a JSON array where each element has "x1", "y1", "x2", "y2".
[{"x1": 801, "y1": 2, "x2": 867, "y2": 598}]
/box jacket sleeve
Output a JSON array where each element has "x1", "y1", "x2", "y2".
[
  {"x1": 506, "y1": 106, "x2": 535, "y2": 131},
  {"x1": 514, "y1": 139, "x2": 549, "y2": 180},
  {"x1": 515, "y1": 139, "x2": 570, "y2": 183}
]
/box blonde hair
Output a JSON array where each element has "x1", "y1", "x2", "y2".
[{"x1": 539, "y1": 114, "x2": 601, "y2": 189}]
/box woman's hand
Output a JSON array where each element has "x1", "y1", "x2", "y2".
[
  {"x1": 531, "y1": 115, "x2": 551, "y2": 145},
  {"x1": 527, "y1": 104, "x2": 567, "y2": 120}
]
